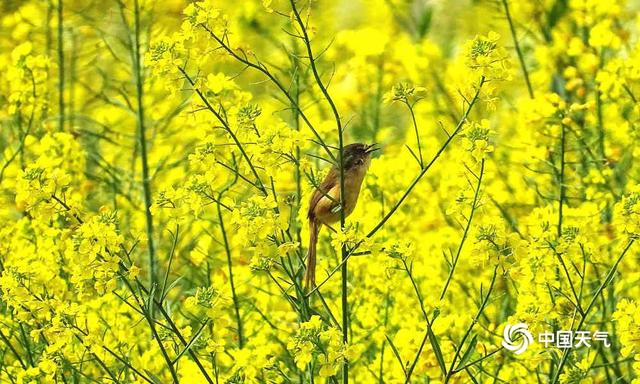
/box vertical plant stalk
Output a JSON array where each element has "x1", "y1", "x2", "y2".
[
  {"x1": 288, "y1": 45, "x2": 315, "y2": 332},
  {"x1": 501, "y1": 0, "x2": 534, "y2": 99},
  {"x1": 596, "y1": 88, "x2": 605, "y2": 160},
  {"x1": 217, "y1": 199, "x2": 244, "y2": 348},
  {"x1": 19, "y1": 323, "x2": 34, "y2": 367},
  {"x1": 595, "y1": 52, "x2": 606, "y2": 160},
  {"x1": 291, "y1": 43, "x2": 303, "y2": 248},
  {"x1": 339, "y1": 100, "x2": 349, "y2": 384},
  {"x1": 557, "y1": 124, "x2": 566, "y2": 237},
  {"x1": 288, "y1": 1, "x2": 349, "y2": 381},
  {"x1": 56, "y1": 0, "x2": 65, "y2": 130},
  {"x1": 69, "y1": 32, "x2": 77, "y2": 130},
  {"x1": 46, "y1": 1, "x2": 53, "y2": 54},
  {"x1": 132, "y1": 0, "x2": 157, "y2": 289}
]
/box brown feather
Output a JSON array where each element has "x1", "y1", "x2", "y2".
[
  {"x1": 308, "y1": 168, "x2": 339, "y2": 221},
  {"x1": 305, "y1": 219, "x2": 320, "y2": 288}
]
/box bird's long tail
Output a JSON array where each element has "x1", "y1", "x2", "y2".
[{"x1": 305, "y1": 219, "x2": 320, "y2": 289}]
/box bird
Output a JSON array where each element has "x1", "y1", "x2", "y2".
[{"x1": 306, "y1": 143, "x2": 379, "y2": 289}]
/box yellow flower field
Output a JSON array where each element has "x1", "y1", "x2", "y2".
[{"x1": 1, "y1": 0, "x2": 640, "y2": 383}]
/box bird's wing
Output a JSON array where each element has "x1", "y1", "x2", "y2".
[
  {"x1": 313, "y1": 183, "x2": 341, "y2": 222},
  {"x1": 308, "y1": 168, "x2": 339, "y2": 220}
]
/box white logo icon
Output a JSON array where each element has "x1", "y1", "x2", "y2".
[{"x1": 502, "y1": 323, "x2": 533, "y2": 354}]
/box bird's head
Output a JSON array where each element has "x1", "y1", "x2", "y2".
[{"x1": 341, "y1": 143, "x2": 379, "y2": 171}]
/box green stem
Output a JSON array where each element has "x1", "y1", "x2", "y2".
[
  {"x1": 72, "y1": 324, "x2": 154, "y2": 384},
  {"x1": 19, "y1": 324, "x2": 34, "y2": 367},
  {"x1": 451, "y1": 347, "x2": 504, "y2": 374},
  {"x1": 596, "y1": 88, "x2": 605, "y2": 159},
  {"x1": 557, "y1": 124, "x2": 566, "y2": 237},
  {"x1": 217, "y1": 199, "x2": 244, "y2": 348},
  {"x1": 0, "y1": 329, "x2": 26, "y2": 369},
  {"x1": 142, "y1": 301, "x2": 180, "y2": 383},
  {"x1": 288, "y1": 1, "x2": 349, "y2": 381},
  {"x1": 57, "y1": 0, "x2": 65, "y2": 130},
  {"x1": 291, "y1": 42, "x2": 303, "y2": 249},
  {"x1": 501, "y1": 0, "x2": 533, "y2": 98},
  {"x1": 548, "y1": 242, "x2": 583, "y2": 315},
  {"x1": 159, "y1": 225, "x2": 179, "y2": 304},
  {"x1": 71, "y1": 334, "x2": 122, "y2": 383},
  {"x1": 134, "y1": 277, "x2": 215, "y2": 383},
  {"x1": 46, "y1": 0, "x2": 53, "y2": 54},
  {"x1": 405, "y1": 100, "x2": 424, "y2": 167},
  {"x1": 130, "y1": 0, "x2": 157, "y2": 289}
]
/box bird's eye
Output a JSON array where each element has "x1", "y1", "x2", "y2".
[{"x1": 356, "y1": 158, "x2": 364, "y2": 165}]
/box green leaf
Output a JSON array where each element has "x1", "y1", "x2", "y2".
[
  {"x1": 160, "y1": 276, "x2": 184, "y2": 302},
  {"x1": 385, "y1": 334, "x2": 407, "y2": 376},
  {"x1": 428, "y1": 329, "x2": 447, "y2": 376},
  {"x1": 416, "y1": 7, "x2": 433, "y2": 39},
  {"x1": 172, "y1": 320, "x2": 209, "y2": 365},
  {"x1": 457, "y1": 334, "x2": 478, "y2": 369},
  {"x1": 144, "y1": 370, "x2": 163, "y2": 384}
]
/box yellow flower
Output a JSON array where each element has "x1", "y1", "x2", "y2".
[
  {"x1": 262, "y1": 0, "x2": 273, "y2": 13},
  {"x1": 277, "y1": 241, "x2": 299, "y2": 256},
  {"x1": 319, "y1": 363, "x2": 337, "y2": 377},
  {"x1": 206, "y1": 72, "x2": 236, "y2": 94}
]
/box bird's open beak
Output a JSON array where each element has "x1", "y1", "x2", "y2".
[{"x1": 365, "y1": 143, "x2": 380, "y2": 154}]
